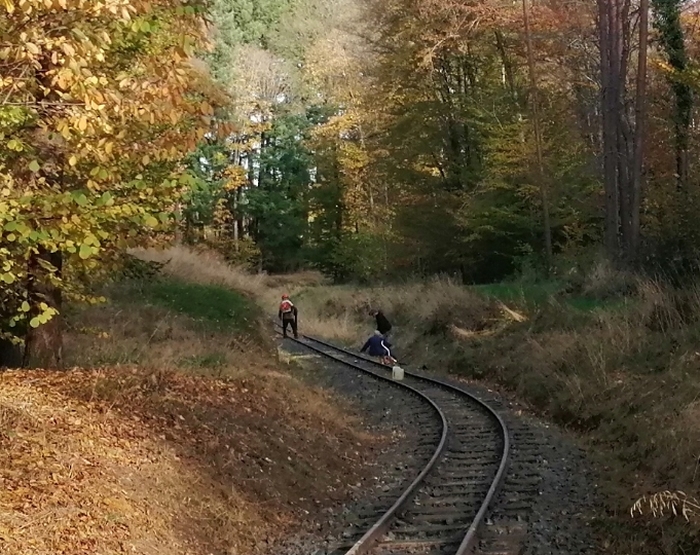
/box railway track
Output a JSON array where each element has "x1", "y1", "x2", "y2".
[{"x1": 276, "y1": 328, "x2": 511, "y2": 555}]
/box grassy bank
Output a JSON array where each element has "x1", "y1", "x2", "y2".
[
  {"x1": 139, "y1": 246, "x2": 700, "y2": 551},
  {"x1": 1, "y1": 273, "x2": 385, "y2": 555}
]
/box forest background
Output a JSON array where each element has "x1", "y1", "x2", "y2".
[
  {"x1": 4, "y1": 0, "x2": 700, "y2": 354},
  {"x1": 175, "y1": 0, "x2": 700, "y2": 287}
]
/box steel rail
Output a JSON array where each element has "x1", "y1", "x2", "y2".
[
  {"x1": 276, "y1": 326, "x2": 510, "y2": 555},
  {"x1": 281, "y1": 330, "x2": 449, "y2": 554}
]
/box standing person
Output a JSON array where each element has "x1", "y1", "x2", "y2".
[
  {"x1": 370, "y1": 308, "x2": 392, "y2": 337},
  {"x1": 278, "y1": 294, "x2": 298, "y2": 339},
  {"x1": 360, "y1": 330, "x2": 397, "y2": 366}
]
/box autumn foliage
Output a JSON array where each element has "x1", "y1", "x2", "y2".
[
  {"x1": 0, "y1": 0, "x2": 228, "y2": 364},
  {"x1": 168, "y1": 0, "x2": 700, "y2": 289}
]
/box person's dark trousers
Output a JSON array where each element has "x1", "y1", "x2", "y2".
[{"x1": 283, "y1": 318, "x2": 298, "y2": 338}]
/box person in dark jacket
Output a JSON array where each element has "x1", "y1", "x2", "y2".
[
  {"x1": 278, "y1": 294, "x2": 298, "y2": 338},
  {"x1": 360, "y1": 330, "x2": 397, "y2": 366},
  {"x1": 370, "y1": 309, "x2": 392, "y2": 337}
]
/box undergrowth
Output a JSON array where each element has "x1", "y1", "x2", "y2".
[{"x1": 134, "y1": 279, "x2": 257, "y2": 333}]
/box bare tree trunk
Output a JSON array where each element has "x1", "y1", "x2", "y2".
[
  {"x1": 597, "y1": 0, "x2": 643, "y2": 263},
  {"x1": 599, "y1": 0, "x2": 621, "y2": 260},
  {"x1": 616, "y1": 0, "x2": 635, "y2": 260},
  {"x1": 23, "y1": 249, "x2": 63, "y2": 369},
  {"x1": 232, "y1": 193, "x2": 240, "y2": 253},
  {"x1": 174, "y1": 202, "x2": 183, "y2": 244},
  {"x1": 522, "y1": 0, "x2": 553, "y2": 272},
  {"x1": 494, "y1": 30, "x2": 518, "y2": 102},
  {"x1": 629, "y1": 0, "x2": 649, "y2": 260}
]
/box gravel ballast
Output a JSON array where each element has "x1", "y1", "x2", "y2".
[{"x1": 271, "y1": 338, "x2": 603, "y2": 555}]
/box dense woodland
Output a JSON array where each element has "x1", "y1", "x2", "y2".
[
  {"x1": 2, "y1": 0, "x2": 700, "y2": 362},
  {"x1": 181, "y1": 0, "x2": 700, "y2": 282}
]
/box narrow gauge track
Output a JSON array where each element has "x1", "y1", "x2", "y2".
[{"x1": 276, "y1": 328, "x2": 510, "y2": 555}]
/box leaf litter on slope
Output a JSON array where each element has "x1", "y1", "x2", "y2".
[{"x1": 0, "y1": 366, "x2": 387, "y2": 555}]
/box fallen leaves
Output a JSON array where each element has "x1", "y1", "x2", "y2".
[
  {"x1": 0, "y1": 364, "x2": 387, "y2": 555},
  {"x1": 0, "y1": 370, "x2": 188, "y2": 555}
]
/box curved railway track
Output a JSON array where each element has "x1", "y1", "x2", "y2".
[{"x1": 276, "y1": 328, "x2": 511, "y2": 555}]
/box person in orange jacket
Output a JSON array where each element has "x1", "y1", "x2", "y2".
[{"x1": 278, "y1": 294, "x2": 298, "y2": 338}]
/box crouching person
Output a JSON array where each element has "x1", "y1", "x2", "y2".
[{"x1": 360, "y1": 330, "x2": 397, "y2": 366}]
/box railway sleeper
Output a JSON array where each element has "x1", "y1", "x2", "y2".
[
  {"x1": 449, "y1": 447, "x2": 504, "y2": 455},
  {"x1": 374, "y1": 539, "x2": 460, "y2": 555},
  {"x1": 422, "y1": 479, "x2": 494, "y2": 489},
  {"x1": 398, "y1": 509, "x2": 478, "y2": 524},
  {"x1": 412, "y1": 493, "x2": 489, "y2": 506},
  {"x1": 390, "y1": 522, "x2": 469, "y2": 536},
  {"x1": 444, "y1": 453, "x2": 504, "y2": 462}
]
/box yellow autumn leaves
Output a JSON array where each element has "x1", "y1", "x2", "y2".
[{"x1": 0, "y1": 0, "x2": 228, "y2": 345}]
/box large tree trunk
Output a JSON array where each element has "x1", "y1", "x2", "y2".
[
  {"x1": 598, "y1": 0, "x2": 634, "y2": 262},
  {"x1": 599, "y1": 0, "x2": 619, "y2": 259},
  {"x1": 597, "y1": 0, "x2": 645, "y2": 264},
  {"x1": 23, "y1": 249, "x2": 63, "y2": 369},
  {"x1": 612, "y1": 0, "x2": 631, "y2": 260}
]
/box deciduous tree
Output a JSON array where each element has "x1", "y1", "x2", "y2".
[{"x1": 0, "y1": 0, "x2": 227, "y2": 366}]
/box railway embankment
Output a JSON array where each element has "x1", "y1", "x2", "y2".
[
  {"x1": 139, "y1": 246, "x2": 700, "y2": 554},
  {"x1": 291, "y1": 274, "x2": 700, "y2": 553},
  {"x1": 281, "y1": 333, "x2": 600, "y2": 555}
]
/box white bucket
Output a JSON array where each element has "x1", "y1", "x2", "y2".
[
  {"x1": 277, "y1": 347, "x2": 291, "y2": 365},
  {"x1": 392, "y1": 366, "x2": 404, "y2": 381}
]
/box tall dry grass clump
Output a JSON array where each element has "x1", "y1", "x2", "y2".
[
  {"x1": 292, "y1": 277, "x2": 503, "y2": 347},
  {"x1": 133, "y1": 246, "x2": 268, "y2": 296},
  {"x1": 581, "y1": 258, "x2": 639, "y2": 299},
  {"x1": 132, "y1": 245, "x2": 328, "y2": 318}
]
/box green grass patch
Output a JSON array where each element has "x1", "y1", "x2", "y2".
[
  {"x1": 473, "y1": 280, "x2": 565, "y2": 306},
  {"x1": 565, "y1": 296, "x2": 628, "y2": 312},
  {"x1": 135, "y1": 279, "x2": 257, "y2": 333},
  {"x1": 473, "y1": 280, "x2": 628, "y2": 313},
  {"x1": 180, "y1": 353, "x2": 228, "y2": 370}
]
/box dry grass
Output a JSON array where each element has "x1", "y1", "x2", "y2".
[
  {"x1": 132, "y1": 245, "x2": 327, "y2": 305},
  {"x1": 136, "y1": 245, "x2": 501, "y2": 344},
  {"x1": 133, "y1": 245, "x2": 339, "y2": 349},
  {"x1": 64, "y1": 296, "x2": 260, "y2": 377},
  {"x1": 286, "y1": 277, "x2": 503, "y2": 350},
  {"x1": 632, "y1": 491, "x2": 700, "y2": 521}
]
